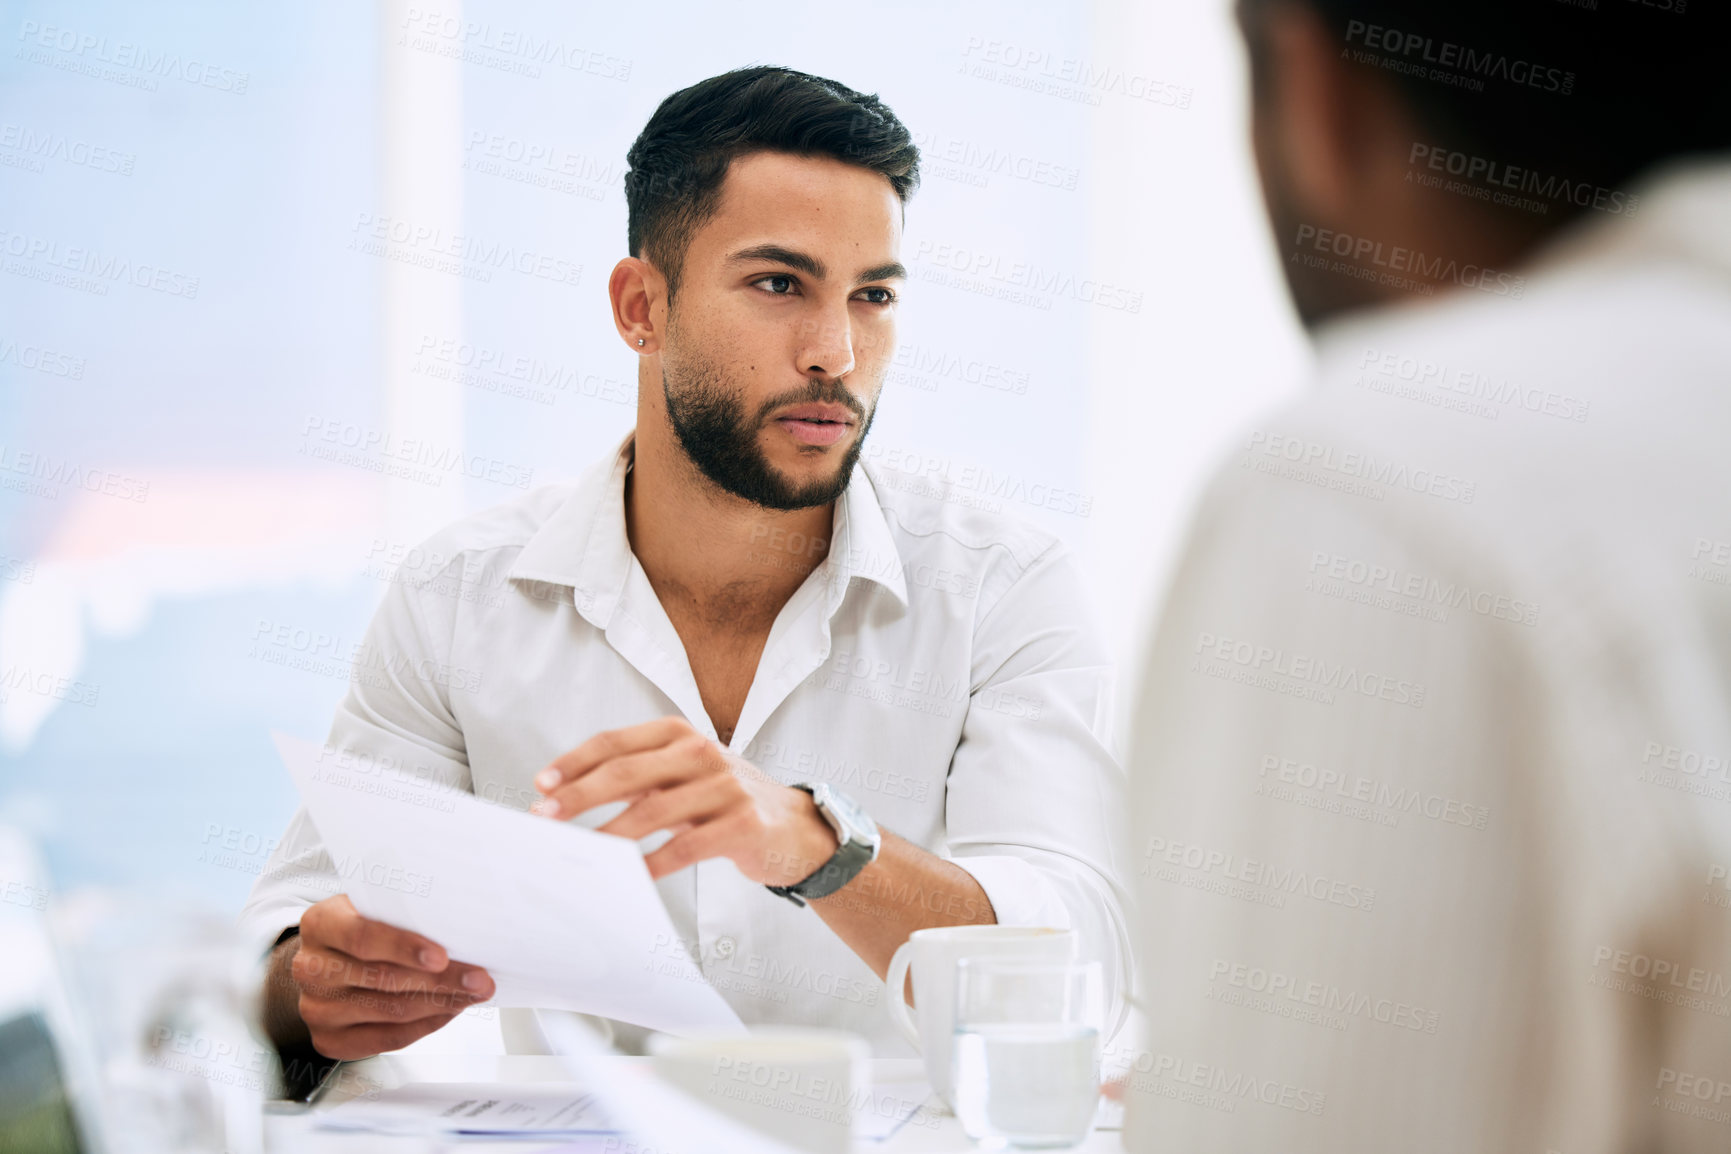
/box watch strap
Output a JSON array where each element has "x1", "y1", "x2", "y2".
[{"x1": 766, "y1": 785, "x2": 877, "y2": 907}]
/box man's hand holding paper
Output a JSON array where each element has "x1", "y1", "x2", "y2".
[{"x1": 278, "y1": 894, "x2": 495, "y2": 1061}]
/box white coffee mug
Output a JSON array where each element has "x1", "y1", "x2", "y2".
[
  {"x1": 884, "y1": 925, "x2": 1076, "y2": 1108},
  {"x1": 649, "y1": 1028, "x2": 869, "y2": 1154}
]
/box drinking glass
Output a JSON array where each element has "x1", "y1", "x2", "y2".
[{"x1": 950, "y1": 959, "x2": 1101, "y2": 1150}]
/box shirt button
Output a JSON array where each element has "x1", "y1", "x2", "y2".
[{"x1": 713, "y1": 936, "x2": 736, "y2": 960}]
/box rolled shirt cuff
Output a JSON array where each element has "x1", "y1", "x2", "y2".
[{"x1": 950, "y1": 853, "x2": 1074, "y2": 931}]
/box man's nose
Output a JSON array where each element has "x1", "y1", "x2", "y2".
[{"x1": 796, "y1": 307, "x2": 856, "y2": 379}]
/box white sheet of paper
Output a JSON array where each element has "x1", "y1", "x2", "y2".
[
  {"x1": 317, "y1": 1082, "x2": 615, "y2": 1137},
  {"x1": 274, "y1": 732, "x2": 745, "y2": 1036}
]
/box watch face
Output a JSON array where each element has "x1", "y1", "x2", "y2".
[
  {"x1": 809, "y1": 784, "x2": 848, "y2": 842},
  {"x1": 830, "y1": 790, "x2": 880, "y2": 849}
]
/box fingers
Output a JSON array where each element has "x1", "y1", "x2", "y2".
[
  {"x1": 643, "y1": 809, "x2": 758, "y2": 880},
  {"x1": 538, "y1": 732, "x2": 721, "y2": 819},
  {"x1": 598, "y1": 774, "x2": 743, "y2": 841},
  {"x1": 303, "y1": 894, "x2": 449, "y2": 972},
  {"x1": 308, "y1": 1013, "x2": 461, "y2": 1062},
  {"x1": 292, "y1": 943, "x2": 494, "y2": 1001},
  {"x1": 300, "y1": 981, "x2": 473, "y2": 1031},
  {"x1": 538, "y1": 717, "x2": 695, "y2": 790}
]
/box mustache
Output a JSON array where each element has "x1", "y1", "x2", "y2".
[{"x1": 753, "y1": 377, "x2": 867, "y2": 424}]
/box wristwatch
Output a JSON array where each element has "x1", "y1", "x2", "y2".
[{"x1": 765, "y1": 782, "x2": 882, "y2": 907}]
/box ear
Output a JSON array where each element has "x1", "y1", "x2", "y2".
[
  {"x1": 609, "y1": 257, "x2": 665, "y2": 354},
  {"x1": 1257, "y1": 2, "x2": 1393, "y2": 225}
]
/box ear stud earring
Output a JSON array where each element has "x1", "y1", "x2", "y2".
[{"x1": 636, "y1": 338, "x2": 646, "y2": 347}]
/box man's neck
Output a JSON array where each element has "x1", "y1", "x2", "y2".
[{"x1": 624, "y1": 428, "x2": 837, "y2": 634}]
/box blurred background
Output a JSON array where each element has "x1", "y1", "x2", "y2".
[{"x1": 0, "y1": 0, "x2": 1307, "y2": 916}]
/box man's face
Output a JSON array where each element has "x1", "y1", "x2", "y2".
[{"x1": 658, "y1": 150, "x2": 906, "y2": 510}]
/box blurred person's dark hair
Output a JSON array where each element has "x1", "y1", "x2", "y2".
[
  {"x1": 1239, "y1": 0, "x2": 1731, "y2": 228},
  {"x1": 623, "y1": 66, "x2": 920, "y2": 301}
]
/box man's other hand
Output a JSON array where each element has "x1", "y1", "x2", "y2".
[
  {"x1": 273, "y1": 894, "x2": 495, "y2": 1061},
  {"x1": 530, "y1": 716, "x2": 839, "y2": 886}
]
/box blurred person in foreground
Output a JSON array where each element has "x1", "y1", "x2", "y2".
[
  {"x1": 243, "y1": 66, "x2": 1128, "y2": 1087},
  {"x1": 1126, "y1": 2, "x2": 1731, "y2": 1150}
]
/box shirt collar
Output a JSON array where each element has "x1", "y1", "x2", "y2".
[{"x1": 508, "y1": 432, "x2": 908, "y2": 626}]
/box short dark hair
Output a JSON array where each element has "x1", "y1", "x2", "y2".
[
  {"x1": 1242, "y1": 0, "x2": 1731, "y2": 219},
  {"x1": 623, "y1": 66, "x2": 920, "y2": 298}
]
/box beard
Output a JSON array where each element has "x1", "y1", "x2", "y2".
[{"x1": 661, "y1": 357, "x2": 876, "y2": 512}]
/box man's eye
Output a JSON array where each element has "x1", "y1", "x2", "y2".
[
  {"x1": 858, "y1": 288, "x2": 896, "y2": 305},
  {"x1": 756, "y1": 275, "x2": 796, "y2": 295}
]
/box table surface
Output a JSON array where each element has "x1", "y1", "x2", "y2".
[{"x1": 264, "y1": 1054, "x2": 1126, "y2": 1153}]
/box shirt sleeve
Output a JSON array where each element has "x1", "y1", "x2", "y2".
[
  {"x1": 1121, "y1": 469, "x2": 1728, "y2": 1151},
  {"x1": 944, "y1": 541, "x2": 1135, "y2": 1041},
  {"x1": 238, "y1": 566, "x2": 473, "y2": 953}
]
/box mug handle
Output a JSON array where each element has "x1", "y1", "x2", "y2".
[{"x1": 884, "y1": 939, "x2": 922, "y2": 1051}]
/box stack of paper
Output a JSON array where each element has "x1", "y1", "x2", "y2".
[{"x1": 317, "y1": 1083, "x2": 615, "y2": 1139}]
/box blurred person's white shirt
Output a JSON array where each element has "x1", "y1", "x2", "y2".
[
  {"x1": 1125, "y1": 160, "x2": 1731, "y2": 1152},
  {"x1": 241, "y1": 435, "x2": 1130, "y2": 1055}
]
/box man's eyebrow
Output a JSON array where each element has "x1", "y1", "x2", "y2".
[
  {"x1": 727, "y1": 244, "x2": 826, "y2": 279},
  {"x1": 856, "y1": 262, "x2": 907, "y2": 284}
]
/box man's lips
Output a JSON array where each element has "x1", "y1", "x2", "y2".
[{"x1": 773, "y1": 402, "x2": 856, "y2": 447}]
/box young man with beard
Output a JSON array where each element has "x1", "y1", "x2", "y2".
[{"x1": 245, "y1": 66, "x2": 1128, "y2": 1076}]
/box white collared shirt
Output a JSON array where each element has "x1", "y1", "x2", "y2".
[
  {"x1": 1125, "y1": 161, "x2": 1731, "y2": 1152},
  {"x1": 241, "y1": 437, "x2": 1131, "y2": 1054}
]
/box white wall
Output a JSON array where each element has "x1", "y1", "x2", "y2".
[{"x1": 0, "y1": 0, "x2": 1308, "y2": 899}]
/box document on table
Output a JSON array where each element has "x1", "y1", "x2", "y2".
[
  {"x1": 317, "y1": 1083, "x2": 617, "y2": 1138},
  {"x1": 274, "y1": 732, "x2": 744, "y2": 1036}
]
